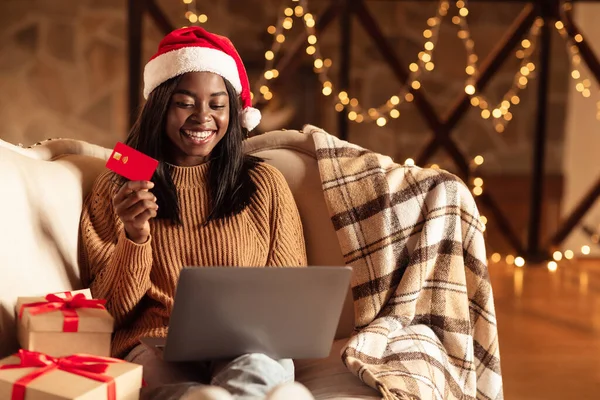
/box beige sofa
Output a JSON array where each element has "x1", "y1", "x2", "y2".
[{"x1": 0, "y1": 129, "x2": 381, "y2": 399}]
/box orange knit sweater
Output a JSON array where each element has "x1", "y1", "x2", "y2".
[{"x1": 78, "y1": 162, "x2": 307, "y2": 358}]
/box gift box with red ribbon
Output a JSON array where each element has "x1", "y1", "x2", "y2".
[
  {"x1": 0, "y1": 349, "x2": 142, "y2": 400},
  {"x1": 16, "y1": 290, "x2": 114, "y2": 357}
]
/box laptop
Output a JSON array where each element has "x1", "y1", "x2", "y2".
[{"x1": 140, "y1": 266, "x2": 352, "y2": 362}]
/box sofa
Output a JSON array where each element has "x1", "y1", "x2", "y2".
[{"x1": 0, "y1": 128, "x2": 381, "y2": 399}]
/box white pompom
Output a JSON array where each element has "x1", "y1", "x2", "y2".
[{"x1": 241, "y1": 107, "x2": 262, "y2": 131}]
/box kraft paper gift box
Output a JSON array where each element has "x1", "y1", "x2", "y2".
[
  {"x1": 0, "y1": 350, "x2": 142, "y2": 400},
  {"x1": 16, "y1": 289, "x2": 114, "y2": 358}
]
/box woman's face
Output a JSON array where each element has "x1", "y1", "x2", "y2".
[{"x1": 165, "y1": 71, "x2": 230, "y2": 166}]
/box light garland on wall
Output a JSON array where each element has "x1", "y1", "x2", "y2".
[
  {"x1": 253, "y1": 0, "x2": 449, "y2": 126},
  {"x1": 458, "y1": 2, "x2": 542, "y2": 134},
  {"x1": 182, "y1": 0, "x2": 208, "y2": 25}
]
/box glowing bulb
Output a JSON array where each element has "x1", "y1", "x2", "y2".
[
  {"x1": 481, "y1": 109, "x2": 491, "y2": 119},
  {"x1": 458, "y1": 30, "x2": 469, "y2": 39},
  {"x1": 473, "y1": 186, "x2": 483, "y2": 196},
  {"x1": 424, "y1": 41, "x2": 434, "y2": 51},
  {"x1": 575, "y1": 34, "x2": 583, "y2": 43},
  {"x1": 516, "y1": 50, "x2": 525, "y2": 59},
  {"x1": 308, "y1": 35, "x2": 317, "y2": 44},
  {"x1": 456, "y1": 0, "x2": 465, "y2": 8},
  {"x1": 582, "y1": 245, "x2": 591, "y2": 255},
  {"x1": 188, "y1": 13, "x2": 198, "y2": 23},
  {"x1": 480, "y1": 215, "x2": 488, "y2": 225},
  {"x1": 564, "y1": 250, "x2": 574, "y2": 260},
  {"x1": 263, "y1": 91, "x2": 273, "y2": 100},
  {"x1": 583, "y1": 89, "x2": 591, "y2": 98},
  {"x1": 183, "y1": 0, "x2": 192, "y2": 3},
  {"x1": 474, "y1": 155, "x2": 484, "y2": 165},
  {"x1": 465, "y1": 85, "x2": 476, "y2": 95},
  {"x1": 427, "y1": 17, "x2": 438, "y2": 27},
  {"x1": 412, "y1": 81, "x2": 421, "y2": 90},
  {"x1": 376, "y1": 117, "x2": 387, "y2": 127},
  {"x1": 519, "y1": 76, "x2": 528, "y2": 86},
  {"x1": 348, "y1": 111, "x2": 357, "y2": 121},
  {"x1": 314, "y1": 59, "x2": 323, "y2": 69},
  {"x1": 334, "y1": 103, "x2": 344, "y2": 112},
  {"x1": 505, "y1": 255, "x2": 515, "y2": 265},
  {"x1": 527, "y1": 62, "x2": 536, "y2": 71},
  {"x1": 341, "y1": 97, "x2": 349, "y2": 105},
  {"x1": 324, "y1": 59, "x2": 333, "y2": 68},
  {"x1": 409, "y1": 63, "x2": 419, "y2": 72},
  {"x1": 198, "y1": 14, "x2": 208, "y2": 23},
  {"x1": 511, "y1": 96, "x2": 520, "y2": 105},
  {"x1": 284, "y1": 7, "x2": 294, "y2": 16},
  {"x1": 466, "y1": 66, "x2": 476, "y2": 75},
  {"x1": 555, "y1": 21, "x2": 564, "y2": 30},
  {"x1": 430, "y1": 164, "x2": 440, "y2": 169},
  {"x1": 264, "y1": 70, "x2": 274, "y2": 80},
  {"x1": 551, "y1": 251, "x2": 563, "y2": 261},
  {"x1": 282, "y1": 19, "x2": 293, "y2": 29},
  {"x1": 306, "y1": 46, "x2": 316, "y2": 55},
  {"x1": 305, "y1": 19, "x2": 315, "y2": 28},
  {"x1": 267, "y1": 25, "x2": 277, "y2": 34},
  {"x1": 548, "y1": 261, "x2": 558, "y2": 272},
  {"x1": 390, "y1": 109, "x2": 400, "y2": 118},
  {"x1": 390, "y1": 95, "x2": 400, "y2": 105},
  {"x1": 576, "y1": 82, "x2": 585, "y2": 92},
  {"x1": 405, "y1": 93, "x2": 414, "y2": 102},
  {"x1": 271, "y1": 69, "x2": 279, "y2": 78},
  {"x1": 323, "y1": 81, "x2": 332, "y2": 88},
  {"x1": 259, "y1": 85, "x2": 269, "y2": 94},
  {"x1": 338, "y1": 91, "x2": 348, "y2": 100},
  {"x1": 421, "y1": 53, "x2": 432, "y2": 63},
  {"x1": 355, "y1": 114, "x2": 364, "y2": 123},
  {"x1": 265, "y1": 51, "x2": 274, "y2": 60},
  {"x1": 423, "y1": 29, "x2": 432, "y2": 38},
  {"x1": 294, "y1": 6, "x2": 304, "y2": 16},
  {"x1": 469, "y1": 54, "x2": 478, "y2": 63},
  {"x1": 521, "y1": 39, "x2": 531, "y2": 49},
  {"x1": 350, "y1": 98, "x2": 359, "y2": 107},
  {"x1": 404, "y1": 158, "x2": 415, "y2": 166},
  {"x1": 276, "y1": 34, "x2": 285, "y2": 43},
  {"x1": 492, "y1": 109, "x2": 502, "y2": 118},
  {"x1": 452, "y1": 16, "x2": 460, "y2": 25},
  {"x1": 470, "y1": 97, "x2": 480, "y2": 107},
  {"x1": 459, "y1": 7, "x2": 469, "y2": 17},
  {"x1": 304, "y1": 13, "x2": 313, "y2": 21},
  {"x1": 521, "y1": 66, "x2": 530, "y2": 76},
  {"x1": 491, "y1": 253, "x2": 502, "y2": 263},
  {"x1": 495, "y1": 124, "x2": 505, "y2": 133},
  {"x1": 425, "y1": 62, "x2": 435, "y2": 71},
  {"x1": 474, "y1": 177, "x2": 483, "y2": 187},
  {"x1": 515, "y1": 257, "x2": 525, "y2": 267},
  {"x1": 322, "y1": 86, "x2": 332, "y2": 96}
]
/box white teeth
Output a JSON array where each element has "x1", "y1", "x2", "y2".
[{"x1": 184, "y1": 130, "x2": 213, "y2": 139}]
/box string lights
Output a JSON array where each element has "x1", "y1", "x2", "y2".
[
  {"x1": 254, "y1": 0, "x2": 449, "y2": 125},
  {"x1": 182, "y1": 0, "x2": 208, "y2": 25},
  {"x1": 457, "y1": 0, "x2": 543, "y2": 133}
]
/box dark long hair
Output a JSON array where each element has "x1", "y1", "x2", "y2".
[{"x1": 124, "y1": 75, "x2": 262, "y2": 225}]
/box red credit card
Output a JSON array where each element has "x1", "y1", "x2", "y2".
[{"x1": 106, "y1": 142, "x2": 159, "y2": 181}]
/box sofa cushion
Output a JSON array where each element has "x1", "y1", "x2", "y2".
[
  {"x1": 0, "y1": 147, "x2": 107, "y2": 357},
  {"x1": 295, "y1": 339, "x2": 380, "y2": 400}
]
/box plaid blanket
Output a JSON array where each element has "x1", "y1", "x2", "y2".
[{"x1": 305, "y1": 125, "x2": 503, "y2": 400}]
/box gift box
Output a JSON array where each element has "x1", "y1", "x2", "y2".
[
  {"x1": 16, "y1": 289, "x2": 114, "y2": 357},
  {"x1": 0, "y1": 349, "x2": 142, "y2": 400}
]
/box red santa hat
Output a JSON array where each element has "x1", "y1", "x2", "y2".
[{"x1": 143, "y1": 27, "x2": 261, "y2": 131}]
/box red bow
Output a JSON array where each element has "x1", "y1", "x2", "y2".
[
  {"x1": 0, "y1": 349, "x2": 121, "y2": 400},
  {"x1": 19, "y1": 293, "x2": 107, "y2": 332}
]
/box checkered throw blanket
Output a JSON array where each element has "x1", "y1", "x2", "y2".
[{"x1": 306, "y1": 126, "x2": 503, "y2": 400}]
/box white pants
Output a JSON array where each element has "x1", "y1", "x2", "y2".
[{"x1": 125, "y1": 343, "x2": 294, "y2": 399}]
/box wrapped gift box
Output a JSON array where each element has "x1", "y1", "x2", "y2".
[
  {"x1": 16, "y1": 289, "x2": 114, "y2": 357},
  {"x1": 0, "y1": 350, "x2": 142, "y2": 399}
]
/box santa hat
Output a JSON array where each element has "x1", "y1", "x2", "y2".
[{"x1": 143, "y1": 27, "x2": 261, "y2": 131}]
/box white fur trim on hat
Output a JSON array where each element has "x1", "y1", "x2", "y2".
[
  {"x1": 143, "y1": 47, "x2": 242, "y2": 99},
  {"x1": 242, "y1": 107, "x2": 261, "y2": 131}
]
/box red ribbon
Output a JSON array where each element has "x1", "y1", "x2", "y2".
[
  {"x1": 0, "y1": 349, "x2": 122, "y2": 400},
  {"x1": 19, "y1": 293, "x2": 107, "y2": 332}
]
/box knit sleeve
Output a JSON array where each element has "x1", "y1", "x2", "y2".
[
  {"x1": 78, "y1": 172, "x2": 153, "y2": 327},
  {"x1": 254, "y1": 164, "x2": 307, "y2": 267}
]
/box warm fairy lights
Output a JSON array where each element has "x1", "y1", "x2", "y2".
[
  {"x1": 182, "y1": 0, "x2": 208, "y2": 25},
  {"x1": 254, "y1": 0, "x2": 448, "y2": 124}
]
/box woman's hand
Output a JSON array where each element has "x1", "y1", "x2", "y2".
[{"x1": 113, "y1": 181, "x2": 158, "y2": 244}]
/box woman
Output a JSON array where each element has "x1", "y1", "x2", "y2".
[{"x1": 78, "y1": 27, "x2": 311, "y2": 400}]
